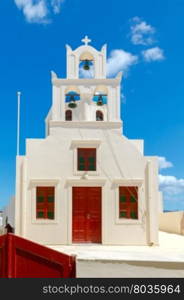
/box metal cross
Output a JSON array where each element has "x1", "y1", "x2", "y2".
[{"x1": 81, "y1": 35, "x2": 91, "y2": 45}]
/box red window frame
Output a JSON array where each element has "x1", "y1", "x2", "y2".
[
  {"x1": 77, "y1": 148, "x2": 96, "y2": 171},
  {"x1": 36, "y1": 187, "x2": 55, "y2": 220},
  {"x1": 119, "y1": 186, "x2": 138, "y2": 219}
]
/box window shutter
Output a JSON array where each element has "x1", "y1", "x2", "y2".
[
  {"x1": 119, "y1": 187, "x2": 138, "y2": 220},
  {"x1": 77, "y1": 148, "x2": 96, "y2": 171},
  {"x1": 36, "y1": 187, "x2": 55, "y2": 220}
]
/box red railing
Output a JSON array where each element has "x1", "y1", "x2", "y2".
[{"x1": 0, "y1": 233, "x2": 76, "y2": 278}]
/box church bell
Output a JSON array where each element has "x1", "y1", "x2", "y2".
[
  {"x1": 97, "y1": 94, "x2": 103, "y2": 106},
  {"x1": 83, "y1": 60, "x2": 90, "y2": 70},
  {"x1": 68, "y1": 94, "x2": 77, "y2": 108}
]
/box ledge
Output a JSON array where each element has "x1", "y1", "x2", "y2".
[
  {"x1": 71, "y1": 139, "x2": 101, "y2": 148},
  {"x1": 65, "y1": 177, "x2": 106, "y2": 186},
  {"x1": 49, "y1": 121, "x2": 122, "y2": 129},
  {"x1": 52, "y1": 77, "x2": 121, "y2": 86},
  {"x1": 28, "y1": 179, "x2": 60, "y2": 188},
  {"x1": 112, "y1": 178, "x2": 143, "y2": 187}
]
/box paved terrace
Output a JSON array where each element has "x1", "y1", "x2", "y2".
[{"x1": 47, "y1": 231, "x2": 184, "y2": 277}]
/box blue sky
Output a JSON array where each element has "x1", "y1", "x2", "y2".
[{"x1": 0, "y1": 0, "x2": 184, "y2": 211}]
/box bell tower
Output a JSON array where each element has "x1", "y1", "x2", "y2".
[
  {"x1": 66, "y1": 35, "x2": 107, "y2": 79},
  {"x1": 47, "y1": 36, "x2": 123, "y2": 135}
]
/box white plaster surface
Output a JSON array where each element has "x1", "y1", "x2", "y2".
[
  {"x1": 47, "y1": 231, "x2": 184, "y2": 263},
  {"x1": 47, "y1": 231, "x2": 184, "y2": 277},
  {"x1": 159, "y1": 211, "x2": 184, "y2": 235}
]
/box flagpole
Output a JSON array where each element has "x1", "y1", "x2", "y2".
[{"x1": 17, "y1": 91, "x2": 21, "y2": 156}]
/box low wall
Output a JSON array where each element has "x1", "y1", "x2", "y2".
[
  {"x1": 77, "y1": 259, "x2": 184, "y2": 278},
  {"x1": 159, "y1": 211, "x2": 184, "y2": 235}
]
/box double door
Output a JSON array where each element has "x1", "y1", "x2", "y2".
[{"x1": 72, "y1": 187, "x2": 102, "y2": 243}]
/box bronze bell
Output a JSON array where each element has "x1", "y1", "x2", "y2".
[
  {"x1": 97, "y1": 94, "x2": 103, "y2": 106},
  {"x1": 83, "y1": 60, "x2": 90, "y2": 70},
  {"x1": 68, "y1": 94, "x2": 77, "y2": 108}
]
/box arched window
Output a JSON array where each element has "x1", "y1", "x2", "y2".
[
  {"x1": 65, "y1": 90, "x2": 80, "y2": 109},
  {"x1": 93, "y1": 86, "x2": 108, "y2": 105},
  {"x1": 65, "y1": 110, "x2": 72, "y2": 121},
  {"x1": 96, "y1": 110, "x2": 104, "y2": 121},
  {"x1": 79, "y1": 52, "x2": 94, "y2": 78}
]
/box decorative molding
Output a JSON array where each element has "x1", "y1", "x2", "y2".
[
  {"x1": 112, "y1": 178, "x2": 143, "y2": 187},
  {"x1": 52, "y1": 78, "x2": 121, "y2": 87},
  {"x1": 49, "y1": 121, "x2": 122, "y2": 129},
  {"x1": 28, "y1": 179, "x2": 60, "y2": 188},
  {"x1": 115, "y1": 218, "x2": 142, "y2": 225},
  {"x1": 71, "y1": 139, "x2": 101, "y2": 148},
  {"x1": 65, "y1": 177, "x2": 106, "y2": 186}
]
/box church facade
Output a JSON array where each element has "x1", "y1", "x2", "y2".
[{"x1": 15, "y1": 37, "x2": 160, "y2": 246}]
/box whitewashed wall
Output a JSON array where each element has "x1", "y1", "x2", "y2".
[{"x1": 159, "y1": 211, "x2": 184, "y2": 235}]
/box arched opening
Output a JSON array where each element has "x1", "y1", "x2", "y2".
[
  {"x1": 65, "y1": 86, "x2": 80, "y2": 95},
  {"x1": 96, "y1": 110, "x2": 104, "y2": 121},
  {"x1": 65, "y1": 90, "x2": 80, "y2": 109},
  {"x1": 65, "y1": 110, "x2": 72, "y2": 121},
  {"x1": 79, "y1": 52, "x2": 94, "y2": 78},
  {"x1": 93, "y1": 86, "x2": 108, "y2": 106}
]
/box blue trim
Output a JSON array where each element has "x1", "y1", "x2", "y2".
[
  {"x1": 80, "y1": 60, "x2": 93, "y2": 67},
  {"x1": 93, "y1": 95, "x2": 107, "y2": 104},
  {"x1": 65, "y1": 91, "x2": 80, "y2": 103}
]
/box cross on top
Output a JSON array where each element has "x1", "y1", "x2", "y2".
[{"x1": 81, "y1": 35, "x2": 91, "y2": 46}]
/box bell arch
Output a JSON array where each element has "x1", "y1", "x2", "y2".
[
  {"x1": 65, "y1": 89, "x2": 80, "y2": 109},
  {"x1": 66, "y1": 38, "x2": 107, "y2": 79},
  {"x1": 79, "y1": 51, "x2": 95, "y2": 78},
  {"x1": 93, "y1": 85, "x2": 108, "y2": 106}
]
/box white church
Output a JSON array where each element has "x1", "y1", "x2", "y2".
[{"x1": 13, "y1": 36, "x2": 161, "y2": 246}]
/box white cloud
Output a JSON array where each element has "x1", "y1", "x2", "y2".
[
  {"x1": 15, "y1": 0, "x2": 48, "y2": 23},
  {"x1": 158, "y1": 156, "x2": 173, "y2": 170},
  {"x1": 158, "y1": 158, "x2": 184, "y2": 207},
  {"x1": 130, "y1": 17, "x2": 155, "y2": 46},
  {"x1": 51, "y1": 0, "x2": 64, "y2": 14},
  {"x1": 106, "y1": 49, "x2": 138, "y2": 77},
  {"x1": 79, "y1": 49, "x2": 138, "y2": 78},
  {"x1": 14, "y1": 0, "x2": 65, "y2": 23},
  {"x1": 159, "y1": 174, "x2": 184, "y2": 197},
  {"x1": 142, "y1": 47, "x2": 165, "y2": 62}
]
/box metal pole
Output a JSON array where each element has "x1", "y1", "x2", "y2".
[{"x1": 17, "y1": 91, "x2": 21, "y2": 156}]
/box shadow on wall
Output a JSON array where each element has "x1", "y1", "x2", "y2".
[{"x1": 159, "y1": 211, "x2": 184, "y2": 235}]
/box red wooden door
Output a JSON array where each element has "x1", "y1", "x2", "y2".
[{"x1": 72, "y1": 187, "x2": 101, "y2": 243}]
